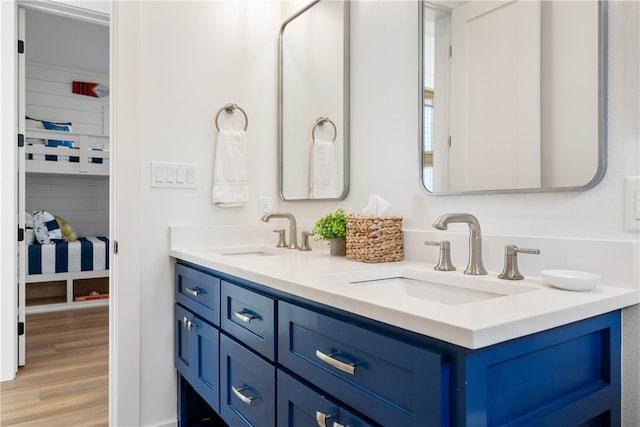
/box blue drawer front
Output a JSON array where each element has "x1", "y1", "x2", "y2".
[
  {"x1": 278, "y1": 301, "x2": 449, "y2": 427},
  {"x1": 220, "y1": 333, "x2": 276, "y2": 427},
  {"x1": 277, "y1": 370, "x2": 377, "y2": 427},
  {"x1": 176, "y1": 263, "x2": 220, "y2": 325},
  {"x1": 175, "y1": 304, "x2": 219, "y2": 413},
  {"x1": 221, "y1": 281, "x2": 276, "y2": 361}
]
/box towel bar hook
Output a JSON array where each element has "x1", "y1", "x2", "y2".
[
  {"x1": 312, "y1": 116, "x2": 337, "y2": 143},
  {"x1": 215, "y1": 103, "x2": 248, "y2": 132}
]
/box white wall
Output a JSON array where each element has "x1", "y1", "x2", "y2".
[{"x1": 113, "y1": 1, "x2": 640, "y2": 426}]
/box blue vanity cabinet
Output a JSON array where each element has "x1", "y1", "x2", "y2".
[
  {"x1": 175, "y1": 260, "x2": 622, "y2": 427},
  {"x1": 277, "y1": 369, "x2": 378, "y2": 427}
]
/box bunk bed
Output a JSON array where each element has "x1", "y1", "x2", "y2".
[
  {"x1": 22, "y1": 126, "x2": 110, "y2": 313},
  {"x1": 25, "y1": 127, "x2": 109, "y2": 176}
]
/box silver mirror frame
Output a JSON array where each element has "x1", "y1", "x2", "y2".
[
  {"x1": 278, "y1": 0, "x2": 351, "y2": 201},
  {"x1": 418, "y1": 0, "x2": 608, "y2": 196}
]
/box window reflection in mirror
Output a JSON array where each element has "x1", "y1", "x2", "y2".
[{"x1": 421, "y1": 0, "x2": 606, "y2": 194}]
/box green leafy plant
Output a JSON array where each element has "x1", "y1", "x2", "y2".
[{"x1": 312, "y1": 208, "x2": 348, "y2": 243}]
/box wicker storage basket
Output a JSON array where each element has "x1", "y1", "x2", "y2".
[{"x1": 346, "y1": 216, "x2": 403, "y2": 263}]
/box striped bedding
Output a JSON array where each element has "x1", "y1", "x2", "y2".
[
  {"x1": 27, "y1": 236, "x2": 109, "y2": 275},
  {"x1": 27, "y1": 148, "x2": 106, "y2": 164}
]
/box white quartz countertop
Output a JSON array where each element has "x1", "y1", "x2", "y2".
[{"x1": 169, "y1": 242, "x2": 639, "y2": 349}]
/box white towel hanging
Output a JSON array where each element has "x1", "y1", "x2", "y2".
[
  {"x1": 211, "y1": 129, "x2": 249, "y2": 207},
  {"x1": 309, "y1": 138, "x2": 337, "y2": 198}
]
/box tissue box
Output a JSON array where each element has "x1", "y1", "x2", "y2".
[{"x1": 346, "y1": 216, "x2": 403, "y2": 263}]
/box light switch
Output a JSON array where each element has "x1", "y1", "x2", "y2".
[
  {"x1": 176, "y1": 167, "x2": 186, "y2": 183},
  {"x1": 165, "y1": 167, "x2": 176, "y2": 183},
  {"x1": 625, "y1": 177, "x2": 640, "y2": 231},
  {"x1": 151, "y1": 161, "x2": 197, "y2": 189},
  {"x1": 155, "y1": 166, "x2": 165, "y2": 182}
]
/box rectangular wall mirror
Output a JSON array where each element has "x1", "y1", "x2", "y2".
[
  {"x1": 279, "y1": 0, "x2": 350, "y2": 201},
  {"x1": 421, "y1": 0, "x2": 607, "y2": 194}
]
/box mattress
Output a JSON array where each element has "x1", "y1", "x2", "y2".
[{"x1": 27, "y1": 236, "x2": 109, "y2": 275}]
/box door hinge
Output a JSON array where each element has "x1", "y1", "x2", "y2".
[
  {"x1": 18, "y1": 322, "x2": 24, "y2": 336},
  {"x1": 448, "y1": 136, "x2": 452, "y2": 148},
  {"x1": 18, "y1": 134, "x2": 24, "y2": 148},
  {"x1": 18, "y1": 227, "x2": 24, "y2": 242},
  {"x1": 114, "y1": 240, "x2": 118, "y2": 254},
  {"x1": 18, "y1": 40, "x2": 24, "y2": 54}
]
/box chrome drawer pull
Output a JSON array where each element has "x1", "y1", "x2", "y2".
[
  {"x1": 184, "y1": 287, "x2": 202, "y2": 297},
  {"x1": 182, "y1": 316, "x2": 188, "y2": 328},
  {"x1": 332, "y1": 422, "x2": 345, "y2": 427},
  {"x1": 315, "y1": 350, "x2": 355, "y2": 375},
  {"x1": 186, "y1": 320, "x2": 197, "y2": 332},
  {"x1": 231, "y1": 386, "x2": 255, "y2": 406},
  {"x1": 232, "y1": 310, "x2": 255, "y2": 323},
  {"x1": 315, "y1": 410, "x2": 332, "y2": 427}
]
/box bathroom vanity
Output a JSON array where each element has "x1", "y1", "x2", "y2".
[{"x1": 170, "y1": 229, "x2": 637, "y2": 427}]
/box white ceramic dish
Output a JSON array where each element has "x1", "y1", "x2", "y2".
[{"x1": 541, "y1": 269, "x2": 601, "y2": 291}]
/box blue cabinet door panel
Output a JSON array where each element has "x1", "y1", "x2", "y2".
[
  {"x1": 175, "y1": 304, "x2": 193, "y2": 378},
  {"x1": 174, "y1": 304, "x2": 220, "y2": 413},
  {"x1": 278, "y1": 301, "x2": 449, "y2": 427},
  {"x1": 220, "y1": 333, "x2": 276, "y2": 427},
  {"x1": 221, "y1": 280, "x2": 276, "y2": 361},
  {"x1": 462, "y1": 311, "x2": 621, "y2": 427},
  {"x1": 176, "y1": 262, "x2": 221, "y2": 324}
]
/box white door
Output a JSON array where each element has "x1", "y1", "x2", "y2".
[
  {"x1": 17, "y1": 6, "x2": 26, "y2": 366},
  {"x1": 449, "y1": 0, "x2": 541, "y2": 192}
]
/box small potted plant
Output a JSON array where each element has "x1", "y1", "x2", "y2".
[{"x1": 312, "y1": 208, "x2": 348, "y2": 256}]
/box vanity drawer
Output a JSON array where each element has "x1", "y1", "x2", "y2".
[
  {"x1": 175, "y1": 263, "x2": 220, "y2": 325},
  {"x1": 277, "y1": 369, "x2": 378, "y2": 427},
  {"x1": 278, "y1": 301, "x2": 449, "y2": 427},
  {"x1": 221, "y1": 281, "x2": 276, "y2": 361},
  {"x1": 220, "y1": 333, "x2": 276, "y2": 427}
]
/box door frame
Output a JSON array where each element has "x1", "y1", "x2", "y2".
[{"x1": 1, "y1": 1, "x2": 142, "y2": 424}]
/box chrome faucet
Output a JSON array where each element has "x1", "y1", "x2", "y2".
[
  {"x1": 261, "y1": 212, "x2": 298, "y2": 249},
  {"x1": 432, "y1": 213, "x2": 487, "y2": 275}
]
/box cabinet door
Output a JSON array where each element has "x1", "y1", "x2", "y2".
[
  {"x1": 277, "y1": 370, "x2": 376, "y2": 427},
  {"x1": 175, "y1": 304, "x2": 219, "y2": 413},
  {"x1": 220, "y1": 333, "x2": 276, "y2": 427}
]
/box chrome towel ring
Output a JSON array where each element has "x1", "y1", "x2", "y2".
[
  {"x1": 215, "y1": 103, "x2": 248, "y2": 132},
  {"x1": 312, "y1": 116, "x2": 337, "y2": 143}
]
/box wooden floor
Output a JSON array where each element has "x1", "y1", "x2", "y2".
[{"x1": 0, "y1": 306, "x2": 109, "y2": 426}]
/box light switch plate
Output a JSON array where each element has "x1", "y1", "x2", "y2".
[
  {"x1": 151, "y1": 161, "x2": 197, "y2": 189},
  {"x1": 625, "y1": 176, "x2": 640, "y2": 232}
]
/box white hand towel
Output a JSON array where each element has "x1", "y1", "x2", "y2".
[
  {"x1": 211, "y1": 129, "x2": 249, "y2": 207},
  {"x1": 309, "y1": 139, "x2": 337, "y2": 198}
]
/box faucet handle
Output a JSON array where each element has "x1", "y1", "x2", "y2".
[
  {"x1": 299, "y1": 231, "x2": 313, "y2": 251},
  {"x1": 425, "y1": 240, "x2": 456, "y2": 271},
  {"x1": 273, "y1": 229, "x2": 287, "y2": 248},
  {"x1": 498, "y1": 245, "x2": 540, "y2": 280}
]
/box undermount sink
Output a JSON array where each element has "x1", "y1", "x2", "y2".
[
  {"x1": 206, "y1": 245, "x2": 291, "y2": 257},
  {"x1": 324, "y1": 268, "x2": 538, "y2": 305}
]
